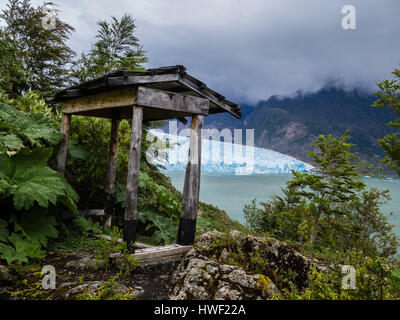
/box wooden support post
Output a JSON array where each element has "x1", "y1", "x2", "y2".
[
  {"x1": 123, "y1": 106, "x2": 143, "y2": 252},
  {"x1": 104, "y1": 111, "x2": 120, "y2": 226},
  {"x1": 57, "y1": 113, "x2": 71, "y2": 177},
  {"x1": 177, "y1": 115, "x2": 204, "y2": 245}
]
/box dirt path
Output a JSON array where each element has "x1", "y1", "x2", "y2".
[{"x1": 0, "y1": 250, "x2": 181, "y2": 300}]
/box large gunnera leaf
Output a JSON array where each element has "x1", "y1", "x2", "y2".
[
  {"x1": 12, "y1": 210, "x2": 59, "y2": 247},
  {"x1": 0, "y1": 233, "x2": 45, "y2": 265},
  {"x1": 0, "y1": 102, "x2": 63, "y2": 153},
  {"x1": 0, "y1": 148, "x2": 78, "y2": 212}
]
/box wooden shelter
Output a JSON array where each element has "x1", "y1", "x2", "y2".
[{"x1": 48, "y1": 65, "x2": 242, "y2": 252}]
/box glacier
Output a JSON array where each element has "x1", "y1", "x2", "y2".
[{"x1": 147, "y1": 129, "x2": 313, "y2": 176}]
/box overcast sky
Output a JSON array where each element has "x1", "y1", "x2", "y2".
[{"x1": 1, "y1": 0, "x2": 400, "y2": 104}]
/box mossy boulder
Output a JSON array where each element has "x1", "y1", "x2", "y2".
[{"x1": 170, "y1": 230, "x2": 324, "y2": 300}]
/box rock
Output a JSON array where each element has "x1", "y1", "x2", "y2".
[
  {"x1": 131, "y1": 286, "x2": 144, "y2": 299},
  {"x1": 65, "y1": 281, "x2": 103, "y2": 298},
  {"x1": 170, "y1": 230, "x2": 323, "y2": 300},
  {"x1": 219, "y1": 248, "x2": 229, "y2": 262},
  {"x1": 64, "y1": 280, "x2": 141, "y2": 299},
  {"x1": 0, "y1": 265, "x2": 10, "y2": 281},
  {"x1": 58, "y1": 282, "x2": 77, "y2": 289},
  {"x1": 170, "y1": 255, "x2": 278, "y2": 300},
  {"x1": 64, "y1": 253, "x2": 97, "y2": 270}
]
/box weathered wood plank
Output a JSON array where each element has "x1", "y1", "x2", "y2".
[
  {"x1": 136, "y1": 86, "x2": 209, "y2": 115},
  {"x1": 104, "y1": 111, "x2": 120, "y2": 217},
  {"x1": 134, "y1": 245, "x2": 192, "y2": 263},
  {"x1": 177, "y1": 115, "x2": 204, "y2": 245},
  {"x1": 62, "y1": 87, "x2": 137, "y2": 114},
  {"x1": 57, "y1": 113, "x2": 71, "y2": 177},
  {"x1": 107, "y1": 74, "x2": 180, "y2": 87},
  {"x1": 110, "y1": 245, "x2": 192, "y2": 264},
  {"x1": 123, "y1": 106, "x2": 143, "y2": 252}
]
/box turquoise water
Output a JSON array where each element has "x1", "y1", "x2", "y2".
[{"x1": 167, "y1": 173, "x2": 400, "y2": 236}]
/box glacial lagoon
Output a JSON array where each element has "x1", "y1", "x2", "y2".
[{"x1": 167, "y1": 173, "x2": 400, "y2": 236}]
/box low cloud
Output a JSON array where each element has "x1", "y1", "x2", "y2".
[{"x1": 2, "y1": 0, "x2": 400, "y2": 104}]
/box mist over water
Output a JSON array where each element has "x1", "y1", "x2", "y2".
[{"x1": 167, "y1": 173, "x2": 400, "y2": 237}]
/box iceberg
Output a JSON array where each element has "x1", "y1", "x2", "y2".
[{"x1": 146, "y1": 129, "x2": 313, "y2": 176}]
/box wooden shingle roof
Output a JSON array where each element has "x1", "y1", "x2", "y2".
[{"x1": 48, "y1": 65, "x2": 242, "y2": 119}]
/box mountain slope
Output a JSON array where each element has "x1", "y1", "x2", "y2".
[{"x1": 244, "y1": 87, "x2": 397, "y2": 172}]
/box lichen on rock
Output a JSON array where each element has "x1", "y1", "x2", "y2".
[{"x1": 170, "y1": 230, "x2": 323, "y2": 300}]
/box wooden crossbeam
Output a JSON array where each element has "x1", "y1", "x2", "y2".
[
  {"x1": 136, "y1": 86, "x2": 209, "y2": 115},
  {"x1": 62, "y1": 87, "x2": 137, "y2": 114},
  {"x1": 61, "y1": 86, "x2": 210, "y2": 118}
]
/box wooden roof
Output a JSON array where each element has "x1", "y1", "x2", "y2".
[{"x1": 48, "y1": 65, "x2": 242, "y2": 120}]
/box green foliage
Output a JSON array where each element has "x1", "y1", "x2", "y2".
[
  {"x1": 287, "y1": 132, "x2": 365, "y2": 244},
  {"x1": 0, "y1": 210, "x2": 58, "y2": 265},
  {"x1": 47, "y1": 223, "x2": 98, "y2": 254},
  {"x1": 72, "y1": 217, "x2": 102, "y2": 236},
  {"x1": 77, "y1": 276, "x2": 133, "y2": 300},
  {"x1": 0, "y1": 101, "x2": 79, "y2": 213},
  {"x1": 0, "y1": 101, "x2": 63, "y2": 155},
  {"x1": 349, "y1": 188, "x2": 398, "y2": 259},
  {"x1": 274, "y1": 249, "x2": 400, "y2": 300},
  {"x1": 0, "y1": 102, "x2": 78, "y2": 213},
  {"x1": 0, "y1": 0, "x2": 75, "y2": 96},
  {"x1": 0, "y1": 100, "x2": 78, "y2": 265},
  {"x1": 0, "y1": 218, "x2": 8, "y2": 243},
  {"x1": 244, "y1": 132, "x2": 399, "y2": 260},
  {"x1": 135, "y1": 172, "x2": 181, "y2": 244},
  {"x1": 137, "y1": 209, "x2": 177, "y2": 245},
  {"x1": 12, "y1": 209, "x2": 58, "y2": 247},
  {"x1": 390, "y1": 269, "x2": 400, "y2": 292},
  {"x1": 93, "y1": 227, "x2": 137, "y2": 275},
  {"x1": 196, "y1": 216, "x2": 213, "y2": 230},
  {"x1": 373, "y1": 67, "x2": 400, "y2": 176},
  {"x1": 0, "y1": 31, "x2": 28, "y2": 97},
  {"x1": 0, "y1": 90, "x2": 54, "y2": 117},
  {"x1": 68, "y1": 140, "x2": 90, "y2": 160},
  {"x1": 71, "y1": 13, "x2": 147, "y2": 83},
  {"x1": 138, "y1": 172, "x2": 181, "y2": 221},
  {"x1": 0, "y1": 148, "x2": 78, "y2": 212}
]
